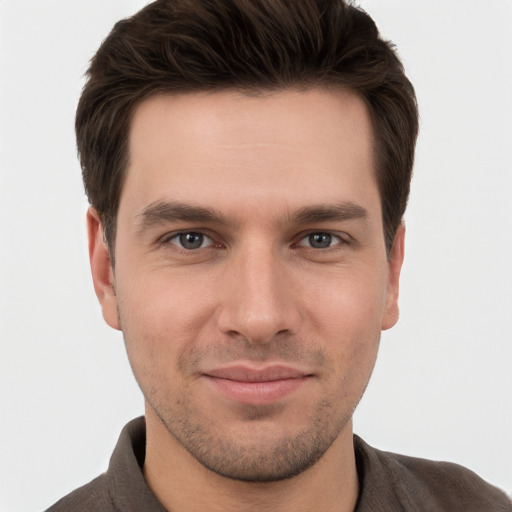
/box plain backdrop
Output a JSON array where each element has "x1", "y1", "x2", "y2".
[{"x1": 1, "y1": 1, "x2": 511, "y2": 510}]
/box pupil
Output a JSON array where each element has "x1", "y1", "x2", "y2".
[
  {"x1": 180, "y1": 232, "x2": 203, "y2": 249},
  {"x1": 310, "y1": 233, "x2": 331, "y2": 248}
]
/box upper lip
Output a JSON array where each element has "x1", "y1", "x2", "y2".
[{"x1": 205, "y1": 365, "x2": 310, "y2": 383}]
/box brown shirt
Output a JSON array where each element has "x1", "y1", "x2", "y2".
[{"x1": 45, "y1": 417, "x2": 511, "y2": 511}]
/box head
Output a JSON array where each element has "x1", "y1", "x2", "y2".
[
  {"x1": 77, "y1": 0, "x2": 418, "y2": 261},
  {"x1": 82, "y1": 0, "x2": 418, "y2": 485}
]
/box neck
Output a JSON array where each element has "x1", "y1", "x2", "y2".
[{"x1": 143, "y1": 409, "x2": 359, "y2": 512}]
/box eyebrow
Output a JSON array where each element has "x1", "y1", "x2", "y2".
[
  {"x1": 136, "y1": 201, "x2": 232, "y2": 232},
  {"x1": 136, "y1": 199, "x2": 369, "y2": 233},
  {"x1": 290, "y1": 202, "x2": 368, "y2": 224}
]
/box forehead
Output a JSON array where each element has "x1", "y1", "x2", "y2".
[{"x1": 122, "y1": 88, "x2": 379, "y2": 219}]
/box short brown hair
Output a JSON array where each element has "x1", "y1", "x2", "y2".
[{"x1": 76, "y1": 0, "x2": 418, "y2": 257}]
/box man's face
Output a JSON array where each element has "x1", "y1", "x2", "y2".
[{"x1": 90, "y1": 88, "x2": 403, "y2": 481}]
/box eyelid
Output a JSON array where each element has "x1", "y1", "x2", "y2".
[
  {"x1": 160, "y1": 230, "x2": 217, "y2": 249},
  {"x1": 294, "y1": 230, "x2": 350, "y2": 248},
  {"x1": 157, "y1": 229, "x2": 351, "y2": 251}
]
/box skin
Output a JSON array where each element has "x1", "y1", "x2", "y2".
[{"x1": 89, "y1": 88, "x2": 404, "y2": 512}]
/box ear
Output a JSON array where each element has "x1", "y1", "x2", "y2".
[
  {"x1": 381, "y1": 223, "x2": 405, "y2": 331},
  {"x1": 87, "y1": 207, "x2": 121, "y2": 331}
]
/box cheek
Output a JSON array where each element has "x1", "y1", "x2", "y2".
[
  {"x1": 119, "y1": 266, "x2": 217, "y2": 329},
  {"x1": 302, "y1": 268, "x2": 385, "y2": 387},
  {"x1": 303, "y1": 265, "x2": 388, "y2": 337},
  {"x1": 115, "y1": 271, "x2": 218, "y2": 379}
]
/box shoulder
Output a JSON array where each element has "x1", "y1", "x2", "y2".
[
  {"x1": 388, "y1": 451, "x2": 511, "y2": 511},
  {"x1": 44, "y1": 473, "x2": 114, "y2": 511},
  {"x1": 43, "y1": 418, "x2": 166, "y2": 512},
  {"x1": 354, "y1": 435, "x2": 511, "y2": 511}
]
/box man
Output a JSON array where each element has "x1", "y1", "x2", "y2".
[{"x1": 45, "y1": 0, "x2": 510, "y2": 510}]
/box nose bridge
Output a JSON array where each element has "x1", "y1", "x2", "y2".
[{"x1": 217, "y1": 238, "x2": 297, "y2": 344}]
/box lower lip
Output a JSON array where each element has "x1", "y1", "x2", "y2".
[{"x1": 206, "y1": 376, "x2": 309, "y2": 405}]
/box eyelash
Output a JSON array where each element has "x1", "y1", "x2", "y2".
[
  {"x1": 161, "y1": 231, "x2": 217, "y2": 251},
  {"x1": 295, "y1": 232, "x2": 345, "y2": 249},
  {"x1": 160, "y1": 230, "x2": 350, "y2": 252}
]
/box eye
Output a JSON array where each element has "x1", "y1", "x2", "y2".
[
  {"x1": 297, "y1": 232, "x2": 343, "y2": 249},
  {"x1": 168, "y1": 232, "x2": 214, "y2": 250}
]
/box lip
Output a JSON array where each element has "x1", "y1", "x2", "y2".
[{"x1": 203, "y1": 365, "x2": 311, "y2": 405}]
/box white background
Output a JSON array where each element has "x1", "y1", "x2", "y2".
[{"x1": 1, "y1": 1, "x2": 511, "y2": 510}]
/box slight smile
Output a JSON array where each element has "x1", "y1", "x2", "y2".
[{"x1": 204, "y1": 366, "x2": 313, "y2": 405}]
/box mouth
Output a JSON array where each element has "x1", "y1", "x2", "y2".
[{"x1": 203, "y1": 365, "x2": 312, "y2": 405}]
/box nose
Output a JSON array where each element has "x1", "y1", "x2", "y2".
[{"x1": 216, "y1": 242, "x2": 300, "y2": 345}]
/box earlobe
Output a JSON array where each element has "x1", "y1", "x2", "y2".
[
  {"x1": 381, "y1": 223, "x2": 405, "y2": 331},
  {"x1": 87, "y1": 207, "x2": 121, "y2": 331}
]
